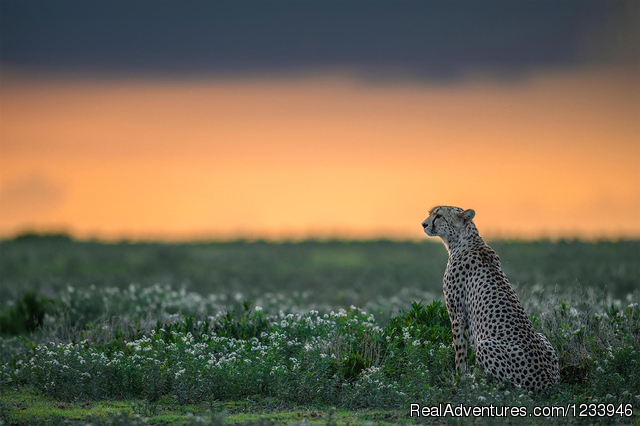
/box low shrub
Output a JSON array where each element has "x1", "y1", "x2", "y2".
[
  {"x1": 1, "y1": 288, "x2": 639, "y2": 414},
  {"x1": 0, "y1": 291, "x2": 53, "y2": 335}
]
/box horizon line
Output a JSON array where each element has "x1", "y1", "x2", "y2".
[{"x1": 2, "y1": 229, "x2": 638, "y2": 244}]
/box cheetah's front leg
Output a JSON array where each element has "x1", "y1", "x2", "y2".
[{"x1": 450, "y1": 317, "x2": 468, "y2": 372}]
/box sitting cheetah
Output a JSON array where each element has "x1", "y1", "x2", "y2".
[{"x1": 422, "y1": 206, "x2": 559, "y2": 392}]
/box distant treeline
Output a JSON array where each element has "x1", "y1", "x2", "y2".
[{"x1": 5, "y1": 231, "x2": 639, "y2": 245}]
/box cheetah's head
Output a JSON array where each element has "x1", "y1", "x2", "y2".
[{"x1": 421, "y1": 206, "x2": 476, "y2": 242}]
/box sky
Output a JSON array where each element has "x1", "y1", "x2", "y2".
[{"x1": 1, "y1": 0, "x2": 639, "y2": 240}]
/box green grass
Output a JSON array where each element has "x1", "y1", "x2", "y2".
[
  {"x1": 1, "y1": 387, "x2": 131, "y2": 423},
  {"x1": 2, "y1": 237, "x2": 638, "y2": 304},
  {"x1": 0, "y1": 237, "x2": 639, "y2": 424},
  {"x1": 0, "y1": 387, "x2": 411, "y2": 425}
]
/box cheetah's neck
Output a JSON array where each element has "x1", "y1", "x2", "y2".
[{"x1": 442, "y1": 225, "x2": 485, "y2": 255}]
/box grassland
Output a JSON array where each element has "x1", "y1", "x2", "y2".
[{"x1": 0, "y1": 236, "x2": 638, "y2": 425}]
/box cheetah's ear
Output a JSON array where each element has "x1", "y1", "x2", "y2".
[{"x1": 462, "y1": 209, "x2": 475, "y2": 222}]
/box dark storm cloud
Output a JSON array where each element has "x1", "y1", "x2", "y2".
[{"x1": 1, "y1": 0, "x2": 638, "y2": 81}]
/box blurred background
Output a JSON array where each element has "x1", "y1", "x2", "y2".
[{"x1": 1, "y1": 0, "x2": 638, "y2": 241}]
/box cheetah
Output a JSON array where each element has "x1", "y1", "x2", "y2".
[{"x1": 422, "y1": 206, "x2": 559, "y2": 392}]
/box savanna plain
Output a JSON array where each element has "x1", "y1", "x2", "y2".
[{"x1": 0, "y1": 236, "x2": 638, "y2": 425}]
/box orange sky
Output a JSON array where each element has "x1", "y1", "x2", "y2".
[{"x1": 1, "y1": 67, "x2": 638, "y2": 240}]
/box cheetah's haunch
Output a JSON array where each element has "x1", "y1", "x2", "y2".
[{"x1": 422, "y1": 206, "x2": 559, "y2": 392}]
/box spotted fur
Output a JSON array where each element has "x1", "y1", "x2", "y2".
[{"x1": 422, "y1": 206, "x2": 559, "y2": 392}]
